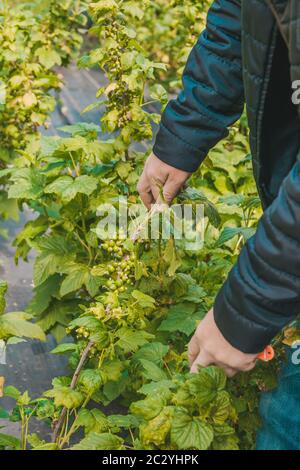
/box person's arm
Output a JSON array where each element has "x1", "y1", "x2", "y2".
[
  {"x1": 214, "y1": 151, "x2": 300, "y2": 354},
  {"x1": 154, "y1": 0, "x2": 244, "y2": 172},
  {"x1": 138, "y1": 0, "x2": 244, "y2": 207},
  {"x1": 188, "y1": 149, "x2": 300, "y2": 377}
]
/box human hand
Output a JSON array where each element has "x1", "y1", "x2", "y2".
[
  {"x1": 137, "y1": 152, "x2": 191, "y2": 209},
  {"x1": 188, "y1": 309, "x2": 257, "y2": 377}
]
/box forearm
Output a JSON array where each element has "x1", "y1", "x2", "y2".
[
  {"x1": 154, "y1": 0, "x2": 244, "y2": 172},
  {"x1": 214, "y1": 151, "x2": 300, "y2": 353}
]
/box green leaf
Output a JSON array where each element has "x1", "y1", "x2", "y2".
[
  {"x1": 78, "y1": 369, "x2": 103, "y2": 395},
  {"x1": 158, "y1": 302, "x2": 200, "y2": 336},
  {"x1": 58, "y1": 123, "x2": 101, "y2": 137},
  {"x1": 103, "y1": 376, "x2": 127, "y2": 403},
  {"x1": 101, "y1": 359, "x2": 123, "y2": 382},
  {"x1": 36, "y1": 47, "x2": 62, "y2": 69},
  {"x1": 0, "y1": 432, "x2": 21, "y2": 450},
  {"x1": 116, "y1": 328, "x2": 154, "y2": 353},
  {"x1": 71, "y1": 432, "x2": 123, "y2": 451},
  {"x1": 212, "y1": 435, "x2": 239, "y2": 450},
  {"x1": 133, "y1": 342, "x2": 169, "y2": 365},
  {"x1": 44, "y1": 386, "x2": 84, "y2": 409},
  {"x1": 34, "y1": 253, "x2": 60, "y2": 287},
  {"x1": 188, "y1": 367, "x2": 227, "y2": 407},
  {"x1": 163, "y1": 239, "x2": 182, "y2": 276},
  {"x1": 130, "y1": 395, "x2": 165, "y2": 420},
  {"x1": 149, "y1": 84, "x2": 168, "y2": 106},
  {"x1": 215, "y1": 226, "x2": 255, "y2": 248},
  {"x1": 45, "y1": 175, "x2": 98, "y2": 202},
  {"x1": 51, "y1": 343, "x2": 77, "y2": 355},
  {"x1": 0, "y1": 313, "x2": 46, "y2": 341},
  {"x1": 122, "y1": 1, "x2": 144, "y2": 19},
  {"x1": 4, "y1": 385, "x2": 21, "y2": 400},
  {"x1": 107, "y1": 414, "x2": 139, "y2": 429},
  {"x1": 131, "y1": 290, "x2": 156, "y2": 308},
  {"x1": 171, "y1": 408, "x2": 214, "y2": 450},
  {"x1": 138, "y1": 380, "x2": 175, "y2": 396},
  {"x1": 27, "y1": 275, "x2": 61, "y2": 316},
  {"x1": 140, "y1": 407, "x2": 173, "y2": 446},
  {"x1": 75, "y1": 409, "x2": 108, "y2": 434},
  {"x1": 32, "y1": 443, "x2": 59, "y2": 450},
  {"x1": 37, "y1": 300, "x2": 79, "y2": 332},
  {"x1": 33, "y1": 236, "x2": 75, "y2": 286},
  {"x1": 139, "y1": 359, "x2": 168, "y2": 382},
  {"x1": 90, "y1": 0, "x2": 118, "y2": 14},
  {"x1": 211, "y1": 391, "x2": 231, "y2": 425},
  {"x1": 8, "y1": 168, "x2": 46, "y2": 201},
  {"x1": 60, "y1": 266, "x2": 88, "y2": 297},
  {"x1": 182, "y1": 284, "x2": 206, "y2": 303}
]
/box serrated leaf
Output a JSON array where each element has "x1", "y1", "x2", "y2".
[
  {"x1": 37, "y1": 301, "x2": 79, "y2": 332},
  {"x1": 171, "y1": 408, "x2": 214, "y2": 450},
  {"x1": 0, "y1": 313, "x2": 46, "y2": 341},
  {"x1": 133, "y1": 342, "x2": 169, "y2": 365},
  {"x1": 188, "y1": 367, "x2": 227, "y2": 407},
  {"x1": 60, "y1": 266, "x2": 88, "y2": 297},
  {"x1": 131, "y1": 290, "x2": 156, "y2": 308},
  {"x1": 140, "y1": 407, "x2": 173, "y2": 446},
  {"x1": 45, "y1": 175, "x2": 98, "y2": 202},
  {"x1": 107, "y1": 414, "x2": 139, "y2": 429},
  {"x1": 71, "y1": 432, "x2": 123, "y2": 451},
  {"x1": 44, "y1": 386, "x2": 84, "y2": 409},
  {"x1": 116, "y1": 328, "x2": 154, "y2": 353},
  {"x1": 78, "y1": 369, "x2": 103, "y2": 395},
  {"x1": 158, "y1": 302, "x2": 201, "y2": 336},
  {"x1": 130, "y1": 395, "x2": 165, "y2": 420},
  {"x1": 139, "y1": 359, "x2": 168, "y2": 382}
]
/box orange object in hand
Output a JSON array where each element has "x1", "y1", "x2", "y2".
[{"x1": 257, "y1": 345, "x2": 275, "y2": 362}]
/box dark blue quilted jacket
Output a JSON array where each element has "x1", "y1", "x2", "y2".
[{"x1": 153, "y1": 0, "x2": 300, "y2": 353}]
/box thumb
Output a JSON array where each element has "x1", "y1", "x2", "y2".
[{"x1": 162, "y1": 176, "x2": 184, "y2": 205}]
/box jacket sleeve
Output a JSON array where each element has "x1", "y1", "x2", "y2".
[
  {"x1": 153, "y1": 0, "x2": 244, "y2": 172},
  {"x1": 214, "y1": 151, "x2": 300, "y2": 354}
]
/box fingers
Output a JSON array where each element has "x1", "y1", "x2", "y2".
[
  {"x1": 190, "y1": 353, "x2": 238, "y2": 377},
  {"x1": 163, "y1": 175, "x2": 185, "y2": 205},
  {"x1": 137, "y1": 153, "x2": 191, "y2": 209},
  {"x1": 140, "y1": 189, "x2": 155, "y2": 210},
  {"x1": 137, "y1": 173, "x2": 155, "y2": 210},
  {"x1": 223, "y1": 368, "x2": 237, "y2": 378},
  {"x1": 190, "y1": 350, "x2": 212, "y2": 373},
  {"x1": 188, "y1": 334, "x2": 200, "y2": 367},
  {"x1": 149, "y1": 175, "x2": 166, "y2": 203}
]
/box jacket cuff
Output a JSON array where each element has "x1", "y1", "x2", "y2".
[
  {"x1": 153, "y1": 122, "x2": 207, "y2": 173},
  {"x1": 213, "y1": 285, "x2": 278, "y2": 354}
]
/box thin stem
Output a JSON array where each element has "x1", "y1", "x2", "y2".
[
  {"x1": 52, "y1": 341, "x2": 94, "y2": 444},
  {"x1": 20, "y1": 408, "x2": 25, "y2": 450},
  {"x1": 69, "y1": 152, "x2": 80, "y2": 177}
]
